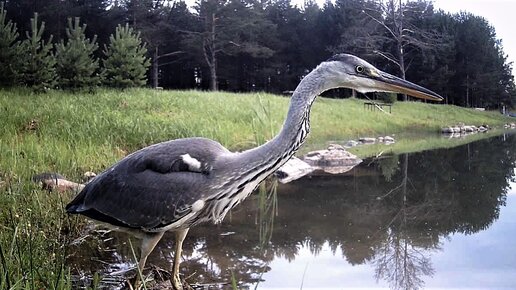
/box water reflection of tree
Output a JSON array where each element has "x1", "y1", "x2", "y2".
[
  {"x1": 269, "y1": 134, "x2": 515, "y2": 288},
  {"x1": 67, "y1": 134, "x2": 516, "y2": 288},
  {"x1": 374, "y1": 230, "x2": 435, "y2": 290},
  {"x1": 374, "y1": 154, "x2": 437, "y2": 290}
]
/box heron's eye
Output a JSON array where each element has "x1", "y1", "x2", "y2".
[{"x1": 355, "y1": 65, "x2": 364, "y2": 73}]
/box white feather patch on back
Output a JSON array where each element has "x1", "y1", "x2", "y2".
[
  {"x1": 191, "y1": 199, "x2": 205, "y2": 212},
  {"x1": 181, "y1": 153, "x2": 202, "y2": 172}
]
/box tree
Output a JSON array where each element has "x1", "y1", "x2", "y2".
[
  {"x1": 192, "y1": 0, "x2": 223, "y2": 91},
  {"x1": 55, "y1": 17, "x2": 101, "y2": 91},
  {"x1": 19, "y1": 13, "x2": 57, "y2": 92},
  {"x1": 102, "y1": 23, "x2": 150, "y2": 88},
  {"x1": 184, "y1": 0, "x2": 276, "y2": 91},
  {"x1": 3, "y1": 0, "x2": 71, "y2": 41},
  {"x1": 215, "y1": 0, "x2": 277, "y2": 91},
  {"x1": 339, "y1": 0, "x2": 445, "y2": 101},
  {"x1": 450, "y1": 13, "x2": 515, "y2": 108},
  {"x1": 161, "y1": 1, "x2": 199, "y2": 89},
  {"x1": 118, "y1": 0, "x2": 186, "y2": 88},
  {"x1": 64, "y1": 0, "x2": 113, "y2": 47},
  {"x1": 0, "y1": 0, "x2": 513, "y2": 104},
  {"x1": 264, "y1": 0, "x2": 320, "y2": 93},
  {"x1": 0, "y1": 1, "x2": 22, "y2": 86},
  {"x1": 405, "y1": 10, "x2": 456, "y2": 103},
  {"x1": 324, "y1": 0, "x2": 379, "y2": 97}
]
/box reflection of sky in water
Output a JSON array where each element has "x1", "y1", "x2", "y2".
[
  {"x1": 260, "y1": 242, "x2": 389, "y2": 288},
  {"x1": 429, "y1": 181, "x2": 516, "y2": 290},
  {"x1": 256, "y1": 173, "x2": 516, "y2": 289},
  {"x1": 67, "y1": 136, "x2": 516, "y2": 289}
]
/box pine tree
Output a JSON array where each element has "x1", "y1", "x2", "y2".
[
  {"x1": 0, "y1": 2, "x2": 22, "y2": 86},
  {"x1": 55, "y1": 17, "x2": 101, "y2": 91},
  {"x1": 102, "y1": 24, "x2": 150, "y2": 88},
  {"x1": 19, "y1": 13, "x2": 57, "y2": 92}
]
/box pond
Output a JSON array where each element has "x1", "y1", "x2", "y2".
[{"x1": 69, "y1": 132, "x2": 516, "y2": 289}]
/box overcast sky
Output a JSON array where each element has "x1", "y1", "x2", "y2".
[{"x1": 432, "y1": 0, "x2": 515, "y2": 76}]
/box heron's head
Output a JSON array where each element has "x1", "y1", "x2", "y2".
[{"x1": 320, "y1": 54, "x2": 443, "y2": 101}]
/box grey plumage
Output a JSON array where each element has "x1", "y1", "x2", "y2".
[
  {"x1": 65, "y1": 54, "x2": 442, "y2": 289},
  {"x1": 67, "y1": 137, "x2": 229, "y2": 230}
]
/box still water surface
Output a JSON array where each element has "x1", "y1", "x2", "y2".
[{"x1": 70, "y1": 132, "x2": 516, "y2": 289}]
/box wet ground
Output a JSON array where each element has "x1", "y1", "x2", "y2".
[{"x1": 68, "y1": 132, "x2": 516, "y2": 289}]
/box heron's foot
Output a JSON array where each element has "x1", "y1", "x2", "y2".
[
  {"x1": 148, "y1": 276, "x2": 190, "y2": 290},
  {"x1": 171, "y1": 273, "x2": 183, "y2": 290},
  {"x1": 125, "y1": 275, "x2": 141, "y2": 290},
  {"x1": 126, "y1": 268, "x2": 152, "y2": 290},
  {"x1": 150, "y1": 264, "x2": 171, "y2": 281}
]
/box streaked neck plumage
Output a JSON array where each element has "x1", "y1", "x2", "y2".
[
  {"x1": 236, "y1": 64, "x2": 334, "y2": 173},
  {"x1": 207, "y1": 64, "x2": 335, "y2": 222}
]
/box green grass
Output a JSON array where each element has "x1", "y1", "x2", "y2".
[
  {"x1": 310, "y1": 97, "x2": 511, "y2": 141},
  {"x1": 0, "y1": 87, "x2": 513, "y2": 289}
]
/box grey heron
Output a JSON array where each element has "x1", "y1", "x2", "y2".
[{"x1": 66, "y1": 54, "x2": 442, "y2": 289}]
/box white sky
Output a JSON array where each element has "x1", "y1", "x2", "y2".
[
  {"x1": 432, "y1": 0, "x2": 516, "y2": 77},
  {"x1": 183, "y1": 0, "x2": 516, "y2": 76}
]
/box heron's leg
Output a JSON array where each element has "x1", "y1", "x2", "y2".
[
  {"x1": 171, "y1": 228, "x2": 190, "y2": 290},
  {"x1": 134, "y1": 232, "x2": 165, "y2": 288}
]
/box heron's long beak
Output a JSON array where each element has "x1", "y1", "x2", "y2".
[{"x1": 373, "y1": 71, "x2": 443, "y2": 101}]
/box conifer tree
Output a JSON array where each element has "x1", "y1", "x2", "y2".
[
  {"x1": 102, "y1": 24, "x2": 150, "y2": 88},
  {"x1": 19, "y1": 13, "x2": 57, "y2": 92},
  {"x1": 55, "y1": 17, "x2": 101, "y2": 91},
  {"x1": 0, "y1": 2, "x2": 22, "y2": 86}
]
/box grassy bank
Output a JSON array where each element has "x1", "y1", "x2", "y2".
[{"x1": 0, "y1": 88, "x2": 513, "y2": 289}]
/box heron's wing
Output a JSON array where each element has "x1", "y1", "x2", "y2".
[{"x1": 66, "y1": 137, "x2": 229, "y2": 230}]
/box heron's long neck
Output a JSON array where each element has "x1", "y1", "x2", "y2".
[
  {"x1": 208, "y1": 67, "x2": 329, "y2": 217},
  {"x1": 238, "y1": 67, "x2": 328, "y2": 171}
]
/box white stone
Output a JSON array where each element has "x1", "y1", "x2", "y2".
[
  {"x1": 384, "y1": 136, "x2": 395, "y2": 142},
  {"x1": 303, "y1": 145, "x2": 362, "y2": 174},
  {"x1": 276, "y1": 157, "x2": 314, "y2": 184},
  {"x1": 358, "y1": 137, "x2": 376, "y2": 143},
  {"x1": 344, "y1": 140, "x2": 359, "y2": 147},
  {"x1": 441, "y1": 127, "x2": 453, "y2": 133}
]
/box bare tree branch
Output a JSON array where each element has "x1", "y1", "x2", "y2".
[
  {"x1": 362, "y1": 9, "x2": 398, "y2": 40},
  {"x1": 374, "y1": 50, "x2": 401, "y2": 68}
]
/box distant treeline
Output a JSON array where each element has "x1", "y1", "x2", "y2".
[{"x1": 1, "y1": 0, "x2": 515, "y2": 108}]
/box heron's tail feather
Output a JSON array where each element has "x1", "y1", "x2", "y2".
[{"x1": 65, "y1": 189, "x2": 88, "y2": 213}]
